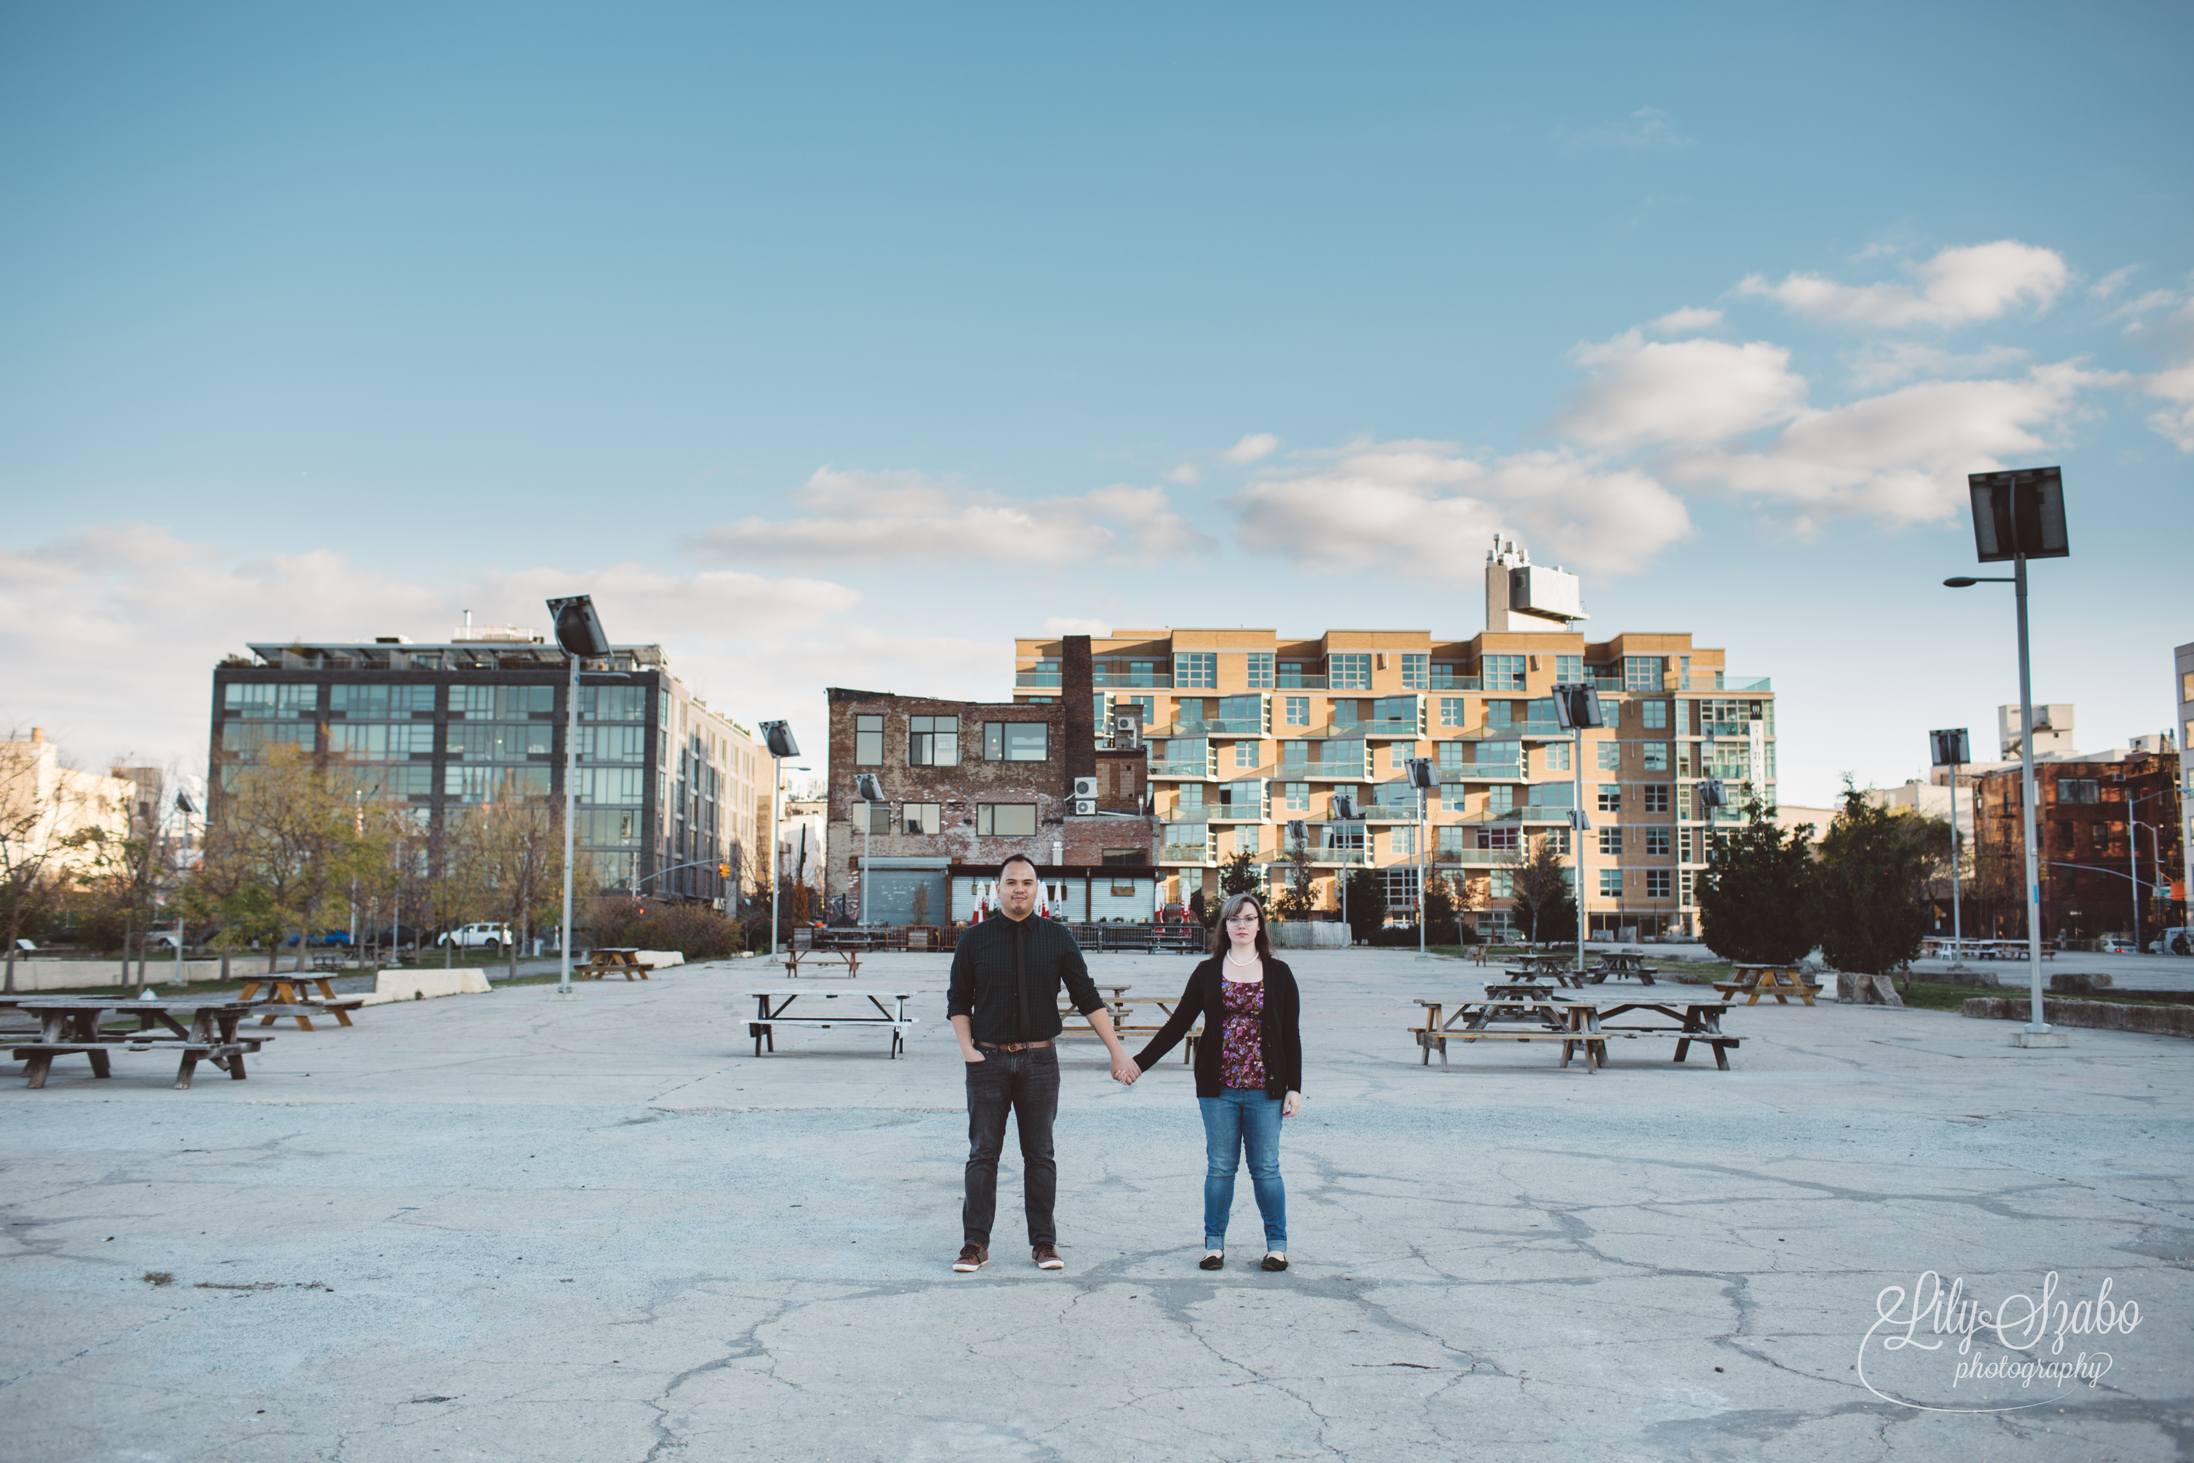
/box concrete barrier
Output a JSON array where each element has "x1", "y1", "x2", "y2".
[
  {"x1": 631, "y1": 949, "x2": 686, "y2": 969},
  {"x1": 1271, "y1": 923, "x2": 1349, "y2": 949},
  {"x1": 2, "y1": 959, "x2": 233, "y2": 992},
  {"x1": 358, "y1": 968, "x2": 493, "y2": 1006},
  {"x1": 1961, "y1": 997, "x2": 2194, "y2": 1039}
]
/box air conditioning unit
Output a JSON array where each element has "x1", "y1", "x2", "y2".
[
  {"x1": 1073, "y1": 798, "x2": 1097, "y2": 816},
  {"x1": 1114, "y1": 715, "x2": 1143, "y2": 750},
  {"x1": 1073, "y1": 776, "x2": 1100, "y2": 800}
]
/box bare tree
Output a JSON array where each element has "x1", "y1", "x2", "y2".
[
  {"x1": 1509, "y1": 834, "x2": 1577, "y2": 947},
  {"x1": 187, "y1": 744, "x2": 376, "y2": 974},
  {"x1": 463, "y1": 790, "x2": 566, "y2": 982},
  {"x1": 0, "y1": 729, "x2": 121, "y2": 991}
]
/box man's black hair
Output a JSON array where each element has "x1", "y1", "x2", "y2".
[{"x1": 997, "y1": 853, "x2": 1040, "y2": 879}]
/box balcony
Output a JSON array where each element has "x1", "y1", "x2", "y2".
[
  {"x1": 1360, "y1": 804, "x2": 1420, "y2": 822},
  {"x1": 1274, "y1": 674, "x2": 1329, "y2": 690},
  {"x1": 1358, "y1": 719, "x2": 1422, "y2": 737},
  {"x1": 1160, "y1": 843, "x2": 1214, "y2": 864},
  {"x1": 1439, "y1": 761, "x2": 1524, "y2": 782},
  {"x1": 1432, "y1": 848, "x2": 1532, "y2": 867},
  {"x1": 1427, "y1": 676, "x2": 1482, "y2": 692},
  {"x1": 1300, "y1": 762, "x2": 1368, "y2": 780},
  {"x1": 1720, "y1": 676, "x2": 1772, "y2": 692},
  {"x1": 1151, "y1": 717, "x2": 1266, "y2": 737},
  {"x1": 1093, "y1": 671, "x2": 1166, "y2": 688},
  {"x1": 1015, "y1": 669, "x2": 1062, "y2": 688},
  {"x1": 1148, "y1": 759, "x2": 1214, "y2": 779}
]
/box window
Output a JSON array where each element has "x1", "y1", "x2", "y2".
[
  {"x1": 1277, "y1": 661, "x2": 1313, "y2": 688},
  {"x1": 1174, "y1": 652, "x2": 1217, "y2": 689},
  {"x1": 1642, "y1": 700, "x2": 1669, "y2": 730},
  {"x1": 223, "y1": 683, "x2": 276, "y2": 717},
  {"x1": 908, "y1": 716, "x2": 960, "y2": 766},
  {"x1": 1599, "y1": 868, "x2": 1624, "y2": 896},
  {"x1": 1624, "y1": 656, "x2": 1663, "y2": 691},
  {"x1": 1643, "y1": 742, "x2": 1670, "y2": 771},
  {"x1": 329, "y1": 684, "x2": 435, "y2": 718},
  {"x1": 1401, "y1": 654, "x2": 1429, "y2": 690},
  {"x1": 1331, "y1": 699, "x2": 1360, "y2": 727},
  {"x1": 1542, "y1": 827, "x2": 1572, "y2": 855},
  {"x1": 852, "y1": 802, "x2": 890, "y2": 834},
  {"x1": 1163, "y1": 823, "x2": 1209, "y2": 857},
  {"x1": 1680, "y1": 828, "x2": 1695, "y2": 864},
  {"x1": 1284, "y1": 782, "x2": 1310, "y2": 811},
  {"x1": 575, "y1": 685, "x2": 643, "y2": 721},
  {"x1": 1642, "y1": 785, "x2": 1671, "y2": 813},
  {"x1": 1328, "y1": 652, "x2": 1371, "y2": 690},
  {"x1": 1487, "y1": 701, "x2": 1512, "y2": 728},
  {"x1": 976, "y1": 803, "x2": 1038, "y2": 836},
  {"x1": 1282, "y1": 740, "x2": 1308, "y2": 768},
  {"x1": 574, "y1": 766, "x2": 644, "y2": 803},
  {"x1": 1431, "y1": 662, "x2": 1463, "y2": 688},
  {"x1": 580, "y1": 725, "x2": 644, "y2": 762},
  {"x1": 1680, "y1": 871, "x2": 1695, "y2": 906},
  {"x1": 1216, "y1": 694, "x2": 1263, "y2": 728},
  {"x1": 1597, "y1": 784, "x2": 1621, "y2": 812},
  {"x1": 1391, "y1": 826, "x2": 1416, "y2": 857},
  {"x1": 2058, "y1": 779, "x2": 2100, "y2": 804},
  {"x1": 1490, "y1": 870, "x2": 1514, "y2": 899},
  {"x1": 1216, "y1": 779, "x2": 1264, "y2": 816},
  {"x1": 1176, "y1": 783, "x2": 1205, "y2": 810},
  {"x1": 1597, "y1": 827, "x2": 1621, "y2": 856},
  {"x1": 1245, "y1": 653, "x2": 1274, "y2": 689},
  {"x1": 1597, "y1": 741, "x2": 1620, "y2": 771},
  {"x1": 1555, "y1": 655, "x2": 1583, "y2": 684},
  {"x1": 1645, "y1": 826, "x2": 1671, "y2": 857},
  {"x1": 1437, "y1": 825, "x2": 1464, "y2": 854},
  {"x1": 1116, "y1": 695, "x2": 1154, "y2": 731},
  {"x1": 1437, "y1": 742, "x2": 1466, "y2": 773},
  {"x1": 984, "y1": 722, "x2": 1050, "y2": 761},
  {"x1": 1232, "y1": 825, "x2": 1260, "y2": 855},
  {"x1": 1233, "y1": 741, "x2": 1257, "y2": 768},
  {"x1": 1482, "y1": 654, "x2": 1526, "y2": 691},
  {"x1": 902, "y1": 803, "x2": 941, "y2": 835},
  {"x1": 1284, "y1": 695, "x2": 1310, "y2": 726},
  {"x1": 1372, "y1": 695, "x2": 1417, "y2": 728},
  {"x1": 1544, "y1": 743, "x2": 1570, "y2": 772},
  {"x1": 1646, "y1": 869, "x2": 1672, "y2": 898},
  {"x1": 448, "y1": 723, "x2": 554, "y2": 760},
  {"x1": 1439, "y1": 697, "x2": 1468, "y2": 728},
  {"x1": 1484, "y1": 786, "x2": 1515, "y2": 815},
  {"x1": 855, "y1": 714, "x2": 884, "y2": 765}
]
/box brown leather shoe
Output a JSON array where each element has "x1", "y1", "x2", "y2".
[
  {"x1": 953, "y1": 1244, "x2": 988, "y2": 1273},
  {"x1": 1032, "y1": 1242, "x2": 1065, "y2": 1270}
]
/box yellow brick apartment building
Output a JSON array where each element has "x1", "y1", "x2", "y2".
[{"x1": 1012, "y1": 545, "x2": 1774, "y2": 939}]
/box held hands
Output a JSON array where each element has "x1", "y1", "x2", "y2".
[
  {"x1": 1282, "y1": 1091, "x2": 1303, "y2": 1118},
  {"x1": 1110, "y1": 1055, "x2": 1141, "y2": 1086}
]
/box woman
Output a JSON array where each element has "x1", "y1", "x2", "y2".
[{"x1": 1131, "y1": 891, "x2": 1303, "y2": 1272}]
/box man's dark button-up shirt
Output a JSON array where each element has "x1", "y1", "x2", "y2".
[{"x1": 946, "y1": 915, "x2": 1103, "y2": 1044}]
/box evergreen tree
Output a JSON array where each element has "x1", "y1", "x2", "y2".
[
  {"x1": 1697, "y1": 797, "x2": 1819, "y2": 965},
  {"x1": 1816, "y1": 784, "x2": 1943, "y2": 979}
]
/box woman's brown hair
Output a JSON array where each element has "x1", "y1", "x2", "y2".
[{"x1": 1209, "y1": 890, "x2": 1273, "y2": 960}]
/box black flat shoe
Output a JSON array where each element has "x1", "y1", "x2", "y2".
[
  {"x1": 1199, "y1": 1251, "x2": 1224, "y2": 1270},
  {"x1": 1261, "y1": 1253, "x2": 1288, "y2": 1272}
]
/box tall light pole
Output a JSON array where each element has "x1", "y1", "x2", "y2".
[
  {"x1": 1406, "y1": 757, "x2": 1438, "y2": 956},
  {"x1": 1930, "y1": 729, "x2": 1971, "y2": 967},
  {"x1": 1333, "y1": 793, "x2": 1360, "y2": 943},
  {"x1": 547, "y1": 595, "x2": 611, "y2": 997},
  {"x1": 1552, "y1": 683, "x2": 1605, "y2": 972},
  {"x1": 1945, "y1": 465, "x2": 2070, "y2": 1046},
  {"x1": 759, "y1": 721, "x2": 800, "y2": 958}
]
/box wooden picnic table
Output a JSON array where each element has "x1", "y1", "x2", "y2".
[
  {"x1": 1056, "y1": 992, "x2": 1200, "y2": 1062},
  {"x1": 1715, "y1": 964, "x2": 1823, "y2": 1006},
  {"x1": 1594, "y1": 997, "x2": 1739, "y2": 1070},
  {"x1": 782, "y1": 946, "x2": 861, "y2": 979},
  {"x1": 1582, "y1": 953, "x2": 1659, "y2": 986},
  {"x1": 6, "y1": 997, "x2": 272, "y2": 1089},
  {"x1": 575, "y1": 947, "x2": 654, "y2": 981},
  {"x1": 746, "y1": 987, "x2": 917, "y2": 1058},
  {"x1": 1414, "y1": 992, "x2": 1604, "y2": 1072},
  {"x1": 1502, "y1": 961, "x2": 1586, "y2": 988},
  {"x1": 236, "y1": 971, "x2": 366, "y2": 1031}
]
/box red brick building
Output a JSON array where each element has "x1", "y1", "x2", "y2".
[
  {"x1": 824, "y1": 666, "x2": 1158, "y2": 924},
  {"x1": 1972, "y1": 747, "x2": 2183, "y2": 944}
]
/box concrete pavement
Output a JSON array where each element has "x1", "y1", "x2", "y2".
[{"x1": 2, "y1": 949, "x2": 2189, "y2": 1461}]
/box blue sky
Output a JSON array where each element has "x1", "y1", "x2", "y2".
[{"x1": 3, "y1": 1, "x2": 2190, "y2": 802}]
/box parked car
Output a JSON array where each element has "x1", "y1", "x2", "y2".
[
  {"x1": 2099, "y1": 935, "x2": 2139, "y2": 955},
  {"x1": 438, "y1": 922, "x2": 513, "y2": 952}
]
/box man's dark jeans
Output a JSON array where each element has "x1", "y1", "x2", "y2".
[{"x1": 963, "y1": 1045, "x2": 1060, "y2": 1248}]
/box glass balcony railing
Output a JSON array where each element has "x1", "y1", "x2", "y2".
[
  {"x1": 1275, "y1": 674, "x2": 1329, "y2": 690},
  {"x1": 1015, "y1": 670, "x2": 1062, "y2": 687},
  {"x1": 1439, "y1": 762, "x2": 1524, "y2": 782},
  {"x1": 1148, "y1": 759, "x2": 1213, "y2": 778},
  {"x1": 1427, "y1": 676, "x2": 1482, "y2": 691},
  {"x1": 1721, "y1": 676, "x2": 1772, "y2": 692},
  {"x1": 1359, "y1": 719, "x2": 1421, "y2": 737},
  {"x1": 1360, "y1": 804, "x2": 1420, "y2": 822},
  {"x1": 1092, "y1": 671, "x2": 1166, "y2": 687},
  {"x1": 1301, "y1": 762, "x2": 1367, "y2": 779},
  {"x1": 1153, "y1": 717, "x2": 1265, "y2": 737},
  {"x1": 1161, "y1": 843, "x2": 1213, "y2": 863}
]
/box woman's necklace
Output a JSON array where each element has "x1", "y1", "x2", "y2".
[{"x1": 1225, "y1": 950, "x2": 1259, "y2": 968}]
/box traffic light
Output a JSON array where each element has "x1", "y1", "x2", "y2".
[{"x1": 717, "y1": 862, "x2": 730, "y2": 878}]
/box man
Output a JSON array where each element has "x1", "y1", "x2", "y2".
[{"x1": 947, "y1": 853, "x2": 1137, "y2": 1273}]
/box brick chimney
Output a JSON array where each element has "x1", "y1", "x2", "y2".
[
  {"x1": 1062, "y1": 636, "x2": 1095, "y2": 796},
  {"x1": 30, "y1": 727, "x2": 44, "y2": 743}
]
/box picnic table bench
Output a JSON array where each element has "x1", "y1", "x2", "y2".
[
  {"x1": 1413, "y1": 994, "x2": 1738, "y2": 1072},
  {"x1": 1502, "y1": 961, "x2": 1586, "y2": 988},
  {"x1": 782, "y1": 946, "x2": 862, "y2": 979},
  {"x1": 575, "y1": 947, "x2": 654, "y2": 981},
  {"x1": 1056, "y1": 991, "x2": 1201, "y2": 1062},
  {"x1": 236, "y1": 971, "x2": 366, "y2": 1031},
  {"x1": 747, "y1": 987, "x2": 916, "y2": 1058},
  {"x1": 6, "y1": 997, "x2": 272, "y2": 1089},
  {"x1": 1583, "y1": 953, "x2": 1659, "y2": 985},
  {"x1": 1715, "y1": 964, "x2": 1823, "y2": 1006}
]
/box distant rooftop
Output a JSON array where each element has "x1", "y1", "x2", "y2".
[{"x1": 239, "y1": 641, "x2": 670, "y2": 673}]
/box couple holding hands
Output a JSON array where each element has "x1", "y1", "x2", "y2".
[{"x1": 946, "y1": 855, "x2": 1303, "y2": 1275}]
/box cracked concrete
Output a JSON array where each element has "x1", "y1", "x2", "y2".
[{"x1": 2, "y1": 950, "x2": 2190, "y2": 1460}]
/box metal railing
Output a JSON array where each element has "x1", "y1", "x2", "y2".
[
  {"x1": 1015, "y1": 669, "x2": 1062, "y2": 687},
  {"x1": 1438, "y1": 762, "x2": 1524, "y2": 782}
]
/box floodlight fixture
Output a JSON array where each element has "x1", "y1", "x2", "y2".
[
  {"x1": 546, "y1": 595, "x2": 611, "y2": 657},
  {"x1": 1967, "y1": 467, "x2": 2069, "y2": 563},
  {"x1": 760, "y1": 720, "x2": 799, "y2": 758}
]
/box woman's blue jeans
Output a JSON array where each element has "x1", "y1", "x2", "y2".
[{"x1": 1198, "y1": 1087, "x2": 1286, "y2": 1250}]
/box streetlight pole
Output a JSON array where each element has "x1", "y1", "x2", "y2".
[
  {"x1": 854, "y1": 773, "x2": 884, "y2": 927},
  {"x1": 1929, "y1": 730, "x2": 1970, "y2": 968},
  {"x1": 1946, "y1": 464, "x2": 2070, "y2": 1046},
  {"x1": 546, "y1": 595, "x2": 612, "y2": 997},
  {"x1": 759, "y1": 722, "x2": 799, "y2": 958}
]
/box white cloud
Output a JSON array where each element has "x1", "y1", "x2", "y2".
[
  {"x1": 687, "y1": 466, "x2": 1214, "y2": 566},
  {"x1": 1225, "y1": 439, "x2": 1690, "y2": 578},
  {"x1": 1561, "y1": 107, "x2": 1693, "y2": 151},
  {"x1": 1739, "y1": 240, "x2": 2069, "y2": 329},
  {"x1": 0, "y1": 524, "x2": 996, "y2": 778},
  {"x1": 1040, "y1": 617, "x2": 1114, "y2": 637},
  {"x1": 1649, "y1": 307, "x2": 1724, "y2": 335},
  {"x1": 2105, "y1": 288, "x2": 2181, "y2": 324},
  {"x1": 2142, "y1": 302, "x2": 2194, "y2": 450},
  {"x1": 1840, "y1": 342, "x2": 2030, "y2": 390},
  {"x1": 1222, "y1": 432, "x2": 1280, "y2": 463},
  {"x1": 1667, "y1": 362, "x2": 2105, "y2": 524},
  {"x1": 2089, "y1": 265, "x2": 2139, "y2": 300},
  {"x1": 1557, "y1": 331, "x2": 1808, "y2": 448}
]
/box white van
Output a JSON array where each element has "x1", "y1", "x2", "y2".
[
  {"x1": 2153, "y1": 927, "x2": 2193, "y2": 957},
  {"x1": 437, "y1": 922, "x2": 513, "y2": 952}
]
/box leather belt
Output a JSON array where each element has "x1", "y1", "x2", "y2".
[{"x1": 975, "y1": 1040, "x2": 1053, "y2": 1052}]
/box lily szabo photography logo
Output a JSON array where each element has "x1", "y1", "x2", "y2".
[{"x1": 1858, "y1": 1271, "x2": 2142, "y2": 1412}]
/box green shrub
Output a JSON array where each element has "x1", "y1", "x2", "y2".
[{"x1": 624, "y1": 905, "x2": 743, "y2": 960}]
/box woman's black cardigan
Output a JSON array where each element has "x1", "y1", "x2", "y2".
[{"x1": 1132, "y1": 953, "x2": 1302, "y2": 1100}]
